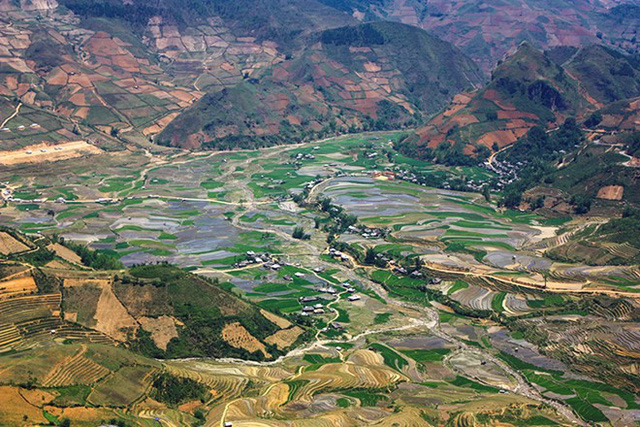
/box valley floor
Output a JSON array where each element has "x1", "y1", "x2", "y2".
[{"x1": 0, "y1": 132, "x2": 638, "y2": 426}]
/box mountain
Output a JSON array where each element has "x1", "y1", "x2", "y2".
[
  {"x1": 332, "y1": 0, "x2": 640, "y2": 72},
  {"x1": 397, "y1": 43, "x2": 586, "y2": 163},
  {"x1": 564, "y1": 44, "x2": 640, "y2": 106},
  {"x1": 397, "y1": 42, "x2": 640, "y2": 165},
  {"x1": 1, "y1": 0, "x2": 637, "y2": 152},
  {"x1": 156, "y1": 21, "x2": 484, "y2": 149}
]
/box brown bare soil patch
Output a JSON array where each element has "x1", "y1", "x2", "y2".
[
  {"x1": 259, "y1": 309, "x2": 291, "y2": 329},
  {"x1": 94, "y1": 282, "x2": 137, "y2": 341},
  {"x1": 0, "y1": 141, "x2": 102, "y2": 166},
  {"x1": 45, "y1": 68, "x2": 68, "y2": 86},
  {"x1": 178, "y1": 400, "x2": 202, "y2": 413},
  {"x1": 63, "y1": 278, "x2": 110, "y2": 288},
  {"x1": 463, "y1": 144, "x2": 477, "y2": 156},
  {"x1": 601, "y1": 114, "x2": 623, "y2": 128},
  {"x1": 21, "y1": 388, "x2": 56, "y2": 406},
  {"x1": 596, "y1": 185, "x2": 624, "y2": 201},
  {"x1": 222, "y1": 322, "x2": 270, "y2": 358},
  {"x1": 478, "y1": 129, "x2": 518, "y2": 148},
  {"x1": 44, "y1": 406, "x2": 113, "y2": 424},
  {"x1": 0, "y1": 232, "x2": 29, "y2": 255},
  {"x1": 0, "y1": 386, "x2": 47, "y2": 424},
  {"x1": 450, "y1": 114, "x2": 479, "y2": 126},
  {"x1": 137, "y1": 315, "x2": 179, "y2": 351},
  {"x1": 144, "y1": 112, "x2": 180, "y2": 136},
  {"x1": 45, "y1": 260, "x2": 70, "y2": 270},
  {"x1": 47, "y1": 243, "x2": 82, "y2": 264},
  {"x1": 0, "y1": 276, "x2": 37, "y2": 299},
  {"x1": 497, "y1": 110, "x2": 538, "y2": 120},
  {"x1": 483, "y1": 89, "x2": 516, "y2": 110},
  {"x1": 363, "y1": 62, "x2": 381, "y2": 72},
  {"x1": 264, "y1": 326, "x2": 304, "y2": 350},
  {"x1": 443, "y1": 103, "x2": 467, "y2": 117},
  {"x1": 287, "y1": 115, "x2": 301, "y2": 126},
  {"x1": 170, "y1": 90, "x2": 198, "y2": 104},
  {"x1": 68, "y1": 92, "x2": 87, "y2": 106}
]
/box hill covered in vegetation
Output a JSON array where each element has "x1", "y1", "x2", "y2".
[
  {"x1": 0, "y1": 229, "x2": 306, "y2": 362},
  {"x1": 397, "y1": 42, "x2": 640, "y2": 166},
  {"x1": 156, "y1": 21, "x2": 484, "y2": 149}
]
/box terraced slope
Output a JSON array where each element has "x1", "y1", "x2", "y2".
[
  {"x1": 339, "y1": 0, "x2": 640, "y2": 72},
  {"x1": 399, "y1": 42, "x2": 640, "y2": 163},
  {"x1": 157, "y1": 21, "x2": 484, "y2": 149}
]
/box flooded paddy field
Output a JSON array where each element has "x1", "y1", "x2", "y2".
[{"x1": 321, "y1": 176, "x2": 548, "y2": 254}]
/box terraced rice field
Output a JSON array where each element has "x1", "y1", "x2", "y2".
[
  {"x1": 449, "y1": 285, "x2": 496, "y2": 311},
  {"x1": 42, "y1": 347, "x2": 110, "y2": 387},
  {"x1": 503, "y1": 293, "x2": 533, "y2": 315},
  {"x1": 87, "y1": 365, "x2": 156, "y2": 407}
]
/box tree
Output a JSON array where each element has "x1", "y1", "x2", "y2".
[
  {"x1": 571, "y1": 195, "x2": 592, "y2": 214},
  {"x1": 584, "y1": 111, "x2": 602, "y2": 128},
  {"x1": 292, "y1": 227, "x2": 310, "y2": 240},
  {"x1": 364, "y1": 247, "x2": 377, "y2": 265},
  {"x1": 413, "y1": 256, "x2": 423, "y2": 271},
  {"x1": 482, "y1": 184, "x2": 491, "y2": 202},
  {"x1": 501, "y1": 188, "x2": 522, "y2": 209},
  {"x1": 530, "y1": 196, "x2": 545, "y2": 210}
]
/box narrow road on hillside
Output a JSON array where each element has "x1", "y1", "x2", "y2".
[{"x1": 0, "y1": 102, "x2": 21, "y2": 129}]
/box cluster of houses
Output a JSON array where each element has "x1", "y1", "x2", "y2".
[
  {"x1": 328, "y1": 247, "x2": 352, "y2": 262},
  {"x1": 1, "y1": 185, "x2": 12, "y2": 202},
  {"x1": 303, "y1": 177, "x2": 324, "y2": 191},
  {"x1": 482, "y1": 158, "x2": 520, "y2": 189},
  {"x1": 234, "y1": 251, "x2": 282, "y2": 269},
  {"x1": 298, "y1": 281, "x2": 361, "y2": 317},
  {"x1": 346, "y1": 224, "x2": 388, "y2": 239},
  {"x1": 292, "y1": 152, "x2": 316, "y2": 162}
]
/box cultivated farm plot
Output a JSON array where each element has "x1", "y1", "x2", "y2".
[
  {"x1": 0, "y1": 275, "x2": 37, "y2": 299},
  {"x1": 0, "y1": 293, "x2": 63, "y2": 352},
  {"x1": 321, "y1": 176, "x2": 543, "y2": 252},
  {"x1": 264, "y1": 326, "x2": 304, "y2": 350},
  {"x1": 0, "y1": 231, "x2": 30, "y2": 254},
  {"x1": 450, "y1": 285, "x2": 496, "y2": 311},
  {"x1": 448, "y1": 352, "x2": 515, "y2": 390},
  {"x1": 503, "y1": 293, "x2": 533, "y2": 315},
  {"x1": 291, "y1": 361, "x2": 407, "y2": 403},
  {"x1": 222, "y1": 322, "x2": 271, "y2": 358},
  {"x1": 87, "y1": 365, "x2": 155, "y2": 407},
  {"x1": 41, "y1": 347, "x2": 110, "y2": 387}
]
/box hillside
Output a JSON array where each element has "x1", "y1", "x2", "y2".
[
  {"x1": 397, "y1": 42, "x2": 640, "y2": 165},
  {"x1": 565, "y1": 44, "x2": 640, "y2": 106},
  {"x1": 0, "y1": 229, "x2": 305, "y2": 361},
  {"x1": 0, "y1": 0, "x2": 637, "y2": 153},
  {"x1": 337, "y1": 0, "x2": 640, "y2": 72},
  {"x1": 397, "y1": 43, "x2": 587, "y2": 163},
  {"x1": 157, "y1": 22, "x2": 484, "y2": 149}
]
